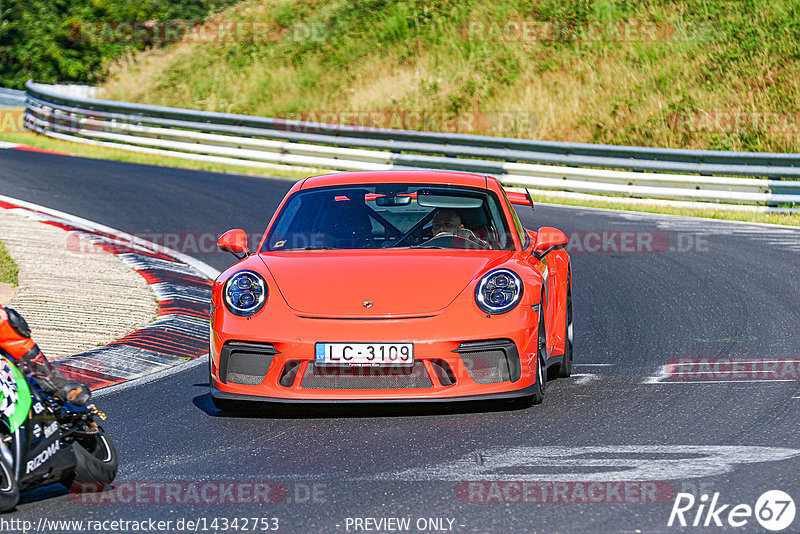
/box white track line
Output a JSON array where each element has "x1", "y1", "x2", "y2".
[
  {"x1": 0, "y1": 193, "x2": 221, "y2": 280},
  {"x1": 646, "y1": 360, "x2": 800, "y2": 384},
  {"x1": 669, "y1": 360, "x2": 800, "y2": 366},
  {"x1": 645, "y1": 366, "x2": 800, "y2": 384},
  {"x1": 643, "y1": 365, "x2": 669, "y2": 383},
  {"x1": 670, "y1": 371, "x2": 799, "y2": 376},
  {"x1": 93, "y1": 356, "x2": 207, "y2": 397},
  {"x1": 571, "y1": 373, "x2": 598, "y2": 385},
  {"x1": 649, "y1": 379, "x2": 799, "y2": 384}
]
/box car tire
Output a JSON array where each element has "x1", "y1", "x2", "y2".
[
  {"x1": 0, "y1": 454, "x2": 19, "y2": 512},
  {"x1": 558, "y1": 274, "x2": 573, "y2": 378},
  {"x1": 532, "y1": 304, "x2": 547, "y2": 405},
  {"x1": 63, "y1": 427, "x2": 118, "y2": 492}
]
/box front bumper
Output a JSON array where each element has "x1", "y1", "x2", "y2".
[{"x1": 210, "y1": 297, "x2": 540, "y2": 401}]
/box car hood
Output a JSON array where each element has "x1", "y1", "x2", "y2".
[{"x1": 259, "y1": 250, "x2": 511, "y2": 317}]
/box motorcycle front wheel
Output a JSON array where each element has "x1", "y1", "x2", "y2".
[
  {"x1": 0, "y1": 453, "x2": 19, "y2": 512},
  {"x1": 62, "y1": 425, "x2": 118, "y2": 492}
]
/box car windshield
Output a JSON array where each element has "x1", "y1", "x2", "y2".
[{"x1": 262, "y1": 183, "x2": 514, "y2": 251}]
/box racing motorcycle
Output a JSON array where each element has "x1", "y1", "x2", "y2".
[{"x1": 0, "y1": 352, "x2": 118, "y2": 512}]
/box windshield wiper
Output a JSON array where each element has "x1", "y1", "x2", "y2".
[{"x1": 409, "y1": 245, "x2": 448, "y2": 249}]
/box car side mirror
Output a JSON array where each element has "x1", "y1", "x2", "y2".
[
  {"x1": 218, "y1": 229, "x2": 249, "y2": 260},
  {"x1": 532, "y1": 226, "x2": 568, "y2": 260}
]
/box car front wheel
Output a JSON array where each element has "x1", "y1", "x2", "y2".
[
  {"x1": 558, "y1": 274, "x2": 573, "y2": 378},
  {"x1": 532, "y1": 304, "x2": 547, "y2": 405}
]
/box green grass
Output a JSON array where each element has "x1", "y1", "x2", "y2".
[
  {"x1": 102, "y1": 0, "x2": 800, "y2": 153},
  {"x1": 0, "y1": 241, "x2": 19, "y2": 287}
]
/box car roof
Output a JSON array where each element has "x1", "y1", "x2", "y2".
[{"x1": 300, "y1": 170, "x2": 491, "y2": 190}]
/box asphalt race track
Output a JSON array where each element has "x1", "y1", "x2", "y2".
[{"x1": 2, "y1": 149, "x2": 800, "y2": 533}]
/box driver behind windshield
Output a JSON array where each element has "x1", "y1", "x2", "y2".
[{"x1": 428, "y1": 209, "x2": 489, "y2": 249}]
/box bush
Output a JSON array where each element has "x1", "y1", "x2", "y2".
[{"x1": 0, "y1": 0, "x2": 236, "y2": 89}]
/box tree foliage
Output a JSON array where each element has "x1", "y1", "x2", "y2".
[{"x1": 0, "y1": 0, "x2": 235, "y2": 88}]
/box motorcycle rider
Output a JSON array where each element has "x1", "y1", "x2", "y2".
[{"x1": 0, "y1": 305, "x2": 91, "y2": 405}]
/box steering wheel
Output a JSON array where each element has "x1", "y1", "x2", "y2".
[{"x1": 421, "y1": 233, "x2": 489, "y2": 250}]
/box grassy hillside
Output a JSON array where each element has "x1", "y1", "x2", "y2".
[
  {"x1": 98, "y1": 0, "x2": 800, "y2": 151},
  {"x1": 99, "y1": 0, "x2": 800, "y2": 153}
]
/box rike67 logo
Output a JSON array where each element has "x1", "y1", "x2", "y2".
[{"x1": 668, "y1": 490, "x2": 796, "y2": 531}]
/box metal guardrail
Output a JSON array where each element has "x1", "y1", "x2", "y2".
[
  {"x1": 0, "y1": 87, "x2": 26, "y2": 109},
  {"x1": 21, "y1": 81, "x2": 800, "y2": 213}
]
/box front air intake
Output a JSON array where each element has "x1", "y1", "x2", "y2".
[
  {"x1": 219, "y1": 342, "x2": 279, "y2": 385},
  {"x1": 300, "y1": 362, "x2": 433, "y2": 389},
  {"x1": 278, "y1": 361, "x2": 302, "y2": 387},
  {"x1": 430, "y1": 359, "x2": 456, "y2": 386},
  {"x1": 455, "y1": 339, "x2": 521, "y2": 384}
]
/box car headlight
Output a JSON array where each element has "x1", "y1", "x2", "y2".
[
  {"x1": 475, "y1": 269, "x2": 523, "y2": 314},
  {"x1": 223, "y1": 270, "x2": 267, "y2": 316}
]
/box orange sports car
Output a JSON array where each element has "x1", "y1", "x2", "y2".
[{"x1": 209, "y1": 170, "x2": 572, "y2": 410}]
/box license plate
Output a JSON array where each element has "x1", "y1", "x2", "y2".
[{"x1": 315, "y1": 343, "x2": 414, "y2": 367}]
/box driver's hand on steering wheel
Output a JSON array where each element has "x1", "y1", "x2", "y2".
[
  {"x1": 426, "y1": 228, "x2": 489, "y2": 249},
  {"x1": 455, "y1": 228, "x2": 490, "y2": 249}
]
